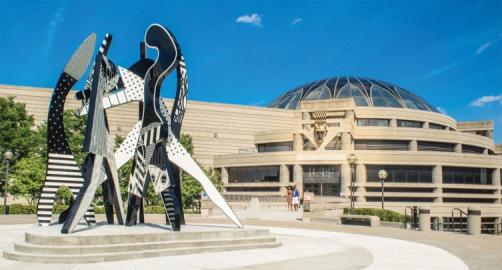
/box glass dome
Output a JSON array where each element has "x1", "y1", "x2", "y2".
[{"x1": 268, "y1": 76, "x2": 437, "y2": 112}]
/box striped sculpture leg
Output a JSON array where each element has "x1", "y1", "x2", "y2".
[{"x1": 37, "y1": 153, "x2": 95, "y2": 226}]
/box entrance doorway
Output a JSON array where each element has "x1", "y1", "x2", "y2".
[{"x1": 303, "y1": 165, "x2": 341, "y2": 196}]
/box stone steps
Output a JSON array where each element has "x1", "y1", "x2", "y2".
[{"x1": 3, "y1": 226, "x2": 281, "y2": 263}]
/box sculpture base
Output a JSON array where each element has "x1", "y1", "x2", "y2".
[{"x1": 3, "y1": 223, "x2": 280, "y2": 263}]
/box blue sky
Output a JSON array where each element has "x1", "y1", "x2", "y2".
[{"x1": 1, "y1": 0, "x2": 501, "y2": 142}]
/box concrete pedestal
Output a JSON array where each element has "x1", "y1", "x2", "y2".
[
  {"x1": 467, "y1": 207, "x2": 481, "y2": 235},
  {"x1": 418, "y1": 207, "x2": 431, "y2": 232}
]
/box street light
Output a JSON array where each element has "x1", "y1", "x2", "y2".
[
  {"x1": 378, "y1": 169, "x2": 388, "y2": 210},
  {"x1": 347, "y1": 154, "x2": 358, "y2": 210},
  {"x1": 3, "y1": 150, "x2": 13, "y2": 215}
]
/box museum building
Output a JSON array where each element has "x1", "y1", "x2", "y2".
[{"x1": 1, "y1": 76, "x2": 501, "y2": 220}]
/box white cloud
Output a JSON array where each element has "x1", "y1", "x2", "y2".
[
  {"x1": 236, "y1": 13, "x2": 263, "y2": 27},
  {"x1": 43, "y1": 1, "x2": 67, "y2": 60},
  {"x1": 475, "y1": 41, "x2": 493, "y2": 55},
  {"x1": 436, "y1": 107, "x2": 447, "y2": 115},
  {"x1": 475, "y1": 33, "x2": 502, "y2": 56},
  {"x1": 469, "y1": 94, "x2": 502, "y2": 107},
  {"x1": 291, "y1": 18, "x2": 302, "y2": 26},
  {"x1": 423, "y1": 60, "x2": 463, "y2": 79}
]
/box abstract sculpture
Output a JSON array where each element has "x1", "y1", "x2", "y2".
[
  {"x1": 61, "y1": 35, "x2": 125, "y2": 234},
  {"x1": 40, "y1": 23, "x2": 242, "y2": 233},
  {"x1": 36, "y1": 34, "x2": 97, "y2": 226}
]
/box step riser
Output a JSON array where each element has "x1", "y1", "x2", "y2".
[
  {"x1": 15, "y1": 237, "x2": 276, "y2": 255},
  {"x1": 4, "y1": 242, "x2": 282, "y2": 264},
  {"x1": 26, "y1": 229, "x2": 270, "y2": 246}
]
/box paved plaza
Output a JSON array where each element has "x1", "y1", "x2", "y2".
[{"x1": 1, "y1": 211, "x2": 499, "y2": 270}]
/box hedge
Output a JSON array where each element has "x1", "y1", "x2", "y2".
[
  {"x1": 0, "y1": 204, "x2": 198, "y2": 215},
  {"x1": 344, "y1": 208, "x2": 405, "y2": 223}
]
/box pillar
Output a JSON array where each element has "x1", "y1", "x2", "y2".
[
  {"x1": 493, "y1": 169, "x2": 501, "y2": 204},
  {"x1": 341, "y1": 132, "x2": 352, "y2": 151},
  {"x1": 293, "y1": 164, "x2": 303, "y2": 195},
  {"x1": 221, "y1": 167, "x2": 229, "y2": 185},
  {"x1": 280, "y1": 164, "x2": 290, "y2": 193},
  {"x1": 423, "y1": 122, "x2": 429, "y2": 129},
  {"x1": 340, "y1": 163, "x2": 351, "y2": 198},
  {"x1": 467, "y1": 207, "x2": 481, "y2": 235},
  {"x1": 455, "y1": 143, "x2": 462, "y2": 153},
  {"x1": 432, "y1": 165, "x2": 442, "y2": 203},
  {"x1": 389, "y1": 118, "x2": 397, "y2": 128},
  {"x1": 356, "y1": 164, "x2": 366, "y2": 202},
  {"x1": 409, "y1": 140, "x2": 417, "y2": 151},
  {"x1": 419, "y1": 206, "x2": 431, "y2": 232},
  {"x1": 293, "y1": 133, "x2": 303, "y2": 151}
]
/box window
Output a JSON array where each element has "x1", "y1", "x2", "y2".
[
  {"x1": 357, "y1": 118, "x2": 390, "y2": 127},
  {"x1": 228, "y1": 166, "x2": 280, "y2": 183},
  {"x1": 355, "y1": 140, "x2": 409, "y2": 151},
  {"x1": 429, "y1": 123, "x2": 446, "y2": 130},
  {"x1": 278, "y1": 88, "x2": 302, "y2": 110},
  {"x1": 366, "y1": 165, "x2": 433, "y2": 183},
  {"x1": 370, "y1": 85, "x2": 402, "y2": 108},
  {"x1": 417, "y1": 141, "x2": 455, "y2": 152},
  {"x1": 226, "y1": 187, "x2": 280, "y2": 192},
  {"x1": 303, "y1": 165, "x2": 341, "y2": 196},
  {"x1": 304, "y1": 85, "x2": 331, "y2": 100},
  {"x1": 443, "y1": 167, "x2": 493, "y2": 185},
  {"x1": 397, "y1": 120, "x2": 423, "y2": 128},
  {"x1": 462, "y1": 144, "x2": 485, "y2": 154},
  {"x1": 337, "y1": 83, "x2": 369, "y2": 106},
  {"x1": 257, "y1": 142, "x2": 293, "y2": 152}
]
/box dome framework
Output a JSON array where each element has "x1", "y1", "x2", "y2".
[{"x1": 269, "y1": 76, "x2": 437, "y2": 112}]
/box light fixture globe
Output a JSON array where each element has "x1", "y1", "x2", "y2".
[
  {"x1": 378, "y1": 169, "x2": 388, "y2": 181},
  {"x1": 3, "y1": 151, "x2": 13, "y2": 161}
]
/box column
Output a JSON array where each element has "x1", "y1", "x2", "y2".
[
  {"x1": 293, "y1": 133, "x2": 303, "y2": 151},
  {"x1": 280, "y1": 164, "x2": 290, "y2": 193},
  {"x1": 454, "y1": 143, "x2": 462, "y2": 153},
  {"x1": 341, "y1": 132, "x2": 352, "y2": 151},
  {"x1": 221, "y1": 167, "x2": 229, "y2": 185},
  {"x1": 423, "y1": 122, "x2": 429, "y2": 129},
  {"x1": 493, "y1": 168, "x2": 501, "y2": 204},
  {"x1": 293, "y1": 164, "x2": 303, "y2": 195},
  {"x1": 419, "y1": 206, "x2": 431, "y2": 232},
  {"x1": 340, "y1": 163, "x2": 351, "y2": 198},
  {"x1": 356, "y1": 163, "x2": 366, "y2": 202},
  {"x1": 467, "y1": 207, "x2": 481, "y2": 235},
  {"x1": 432, "y1": 165, "x2": 442, "y2": 203},
  {"x1": 390, "y1": 118, "x2": 397, "y2": 128},
  {"x1": 409, "y1": 140, "x2": 418, "y2": 151}
]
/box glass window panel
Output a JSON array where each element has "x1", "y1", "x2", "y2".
[
  {"x1": 371, "y1": 85, "x2": 402, "y2": 108},
  {"x1": 278, "y1": 88, "x2": 303, "y2": 109},
  {"x1": 304, "y1": 85, "x2": 331, "y2": 100},
  {"x1": 337, "y1": 83, "x2": 369, "y2": 106}
]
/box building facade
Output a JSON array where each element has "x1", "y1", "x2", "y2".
[{"x1": 1, "y1": 79, "x2": 502, "y2": 220}]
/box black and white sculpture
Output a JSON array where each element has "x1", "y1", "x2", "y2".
[
  {"x1": 40, "y1": 23, "x2": 242, "y2": 233},
  {"x1": 36, "y1": 34, "x2": 97, "y2": 226},
  {"x1": 61, "y1": 35, "x2": 125, "y2": 234}
]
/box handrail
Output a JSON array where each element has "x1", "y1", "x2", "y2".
[{"x1": 451, "y1": 208, "x2": 467, "y2": 233}]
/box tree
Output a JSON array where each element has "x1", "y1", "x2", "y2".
[
  {"x1": 179, "y1": 134, "x2": 223, "y2": 210},
  {"x1": 10, "y1": 109, "x2": 87, "y2": 206},
  {"x1": 9, "y1": 156, "x2": 45, "y2": 206},
  {"x1": 0, "y1": 96, "x2": 36, "y2": 194}
]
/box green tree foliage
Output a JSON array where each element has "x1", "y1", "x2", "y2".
[
  {"x1": 0, "y1": 97, "x2": 36, "y2": 189},
  {"x1": 9, "y1": 156, "x2": 45, "y2": 206},
  {"x1": 10, "y1": 108, "x2": 86, "y2": 206}
]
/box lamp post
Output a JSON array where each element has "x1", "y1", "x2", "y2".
[
  {"x1": 378, "y1": 169, "x2": 388, "y2": 210},
  {"x1": 347, "y1": 154, "x2": 358, "y2": 210},
  {"x1": 3, "y1": 151, "x2": 13, "y2": 215}
]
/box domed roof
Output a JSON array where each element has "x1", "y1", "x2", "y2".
[{"x1": 268, "y1": 76, "x2": 437, "y2": 112}]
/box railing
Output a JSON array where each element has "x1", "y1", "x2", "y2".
[{"x1": 450, "y1": 208, "x2": 467, "y2": 233}]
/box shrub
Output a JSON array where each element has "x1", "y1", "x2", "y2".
[
  {"x1": 144, "y1": 205, "x2": 165, "y2": 214},
  {"x1": 0, "y1": 204, "x2": 36, "y2": 214},
  {"x1": 344, "y1": 208, "x2": 405, "y2": 223}
]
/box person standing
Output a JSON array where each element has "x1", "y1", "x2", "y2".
[
  {"x1": 285, "y1": 186, "x2": 293, "y2": 211},
  {"x1": 292, "y1": 185, "x2": 300, "y2": 211}
]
